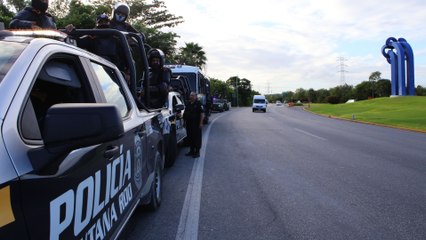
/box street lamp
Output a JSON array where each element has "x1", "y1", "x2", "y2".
[{"x1": 235, "y1": 76, "x2": 239, "y2": 107}]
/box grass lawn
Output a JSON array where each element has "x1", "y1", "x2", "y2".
[{"x1": 306, "y1": 96, "x2": 426, "y2": 132}]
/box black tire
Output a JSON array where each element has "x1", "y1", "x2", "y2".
[
  {"x1": 203, "y1": 116, "x2": 209, "y2": 124},
  {"x1": 165, "y1": 125, "x2": 177, "y2": 168},
  {"x1": 147, "y1": 150, "x2": 162, "y2": 211}
]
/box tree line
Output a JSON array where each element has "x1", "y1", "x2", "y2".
[
  {"x1": 267, "y1": 71, "x2": 426, "y2": 104},
  {"x1": 209, "y1": 72, "x2": 426, "y2": 107},
  {"x1": 1, "y1": 0, "x2": 207, "y2": 69},
  {"x1": 210, "y1": 76, "x2": 260, "y2": 107},
  {"x1": 209, "y1": 71, "x2": 426, "y2": 107}
]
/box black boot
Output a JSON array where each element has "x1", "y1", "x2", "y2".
[
  {"x1": 193, "y1": 149, "x2": 200, "y2": 158},
  {"x1": 185, "y1": 148, "x2": 194, "y2": 156}
]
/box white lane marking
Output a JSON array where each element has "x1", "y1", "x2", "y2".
[
  {"x1": 294, "y1": 128, "x2": 327, "y2": 141},
  {"x1": 175, "y1": 114, "x2": 225, "y2": 240}
]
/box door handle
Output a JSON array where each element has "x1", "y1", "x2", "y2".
[{"x1": 104, "y1": 146, "x2": 119, "y2": 159}]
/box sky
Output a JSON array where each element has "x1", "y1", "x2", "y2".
[{"x1": 161, "y1": 0, "x2": 426, "y2": 94}]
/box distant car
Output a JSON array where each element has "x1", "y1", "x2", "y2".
[
  {"x1": 212, "y1": 98, "x2": 226, "y2": 112},
  {"x1": 222, "y1": 99, "x2": 230, "y2": 111},
  {"x1": 252, "y1": 95, "x2": 267, "y2": 112},
  {"x1": 276, "y1": 101, "x2": 282, "y2": 106}
]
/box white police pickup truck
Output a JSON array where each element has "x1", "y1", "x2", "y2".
[
  {"x1": 162, "y1": 90, "x2": 186, "y2": 167},
  {"x1": 0, "y1": 30, "x2": 164, "y2": 240}
]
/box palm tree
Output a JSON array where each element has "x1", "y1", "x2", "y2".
[{"x1": 178, "y1": 42, "x2": 207, "y2": 69}]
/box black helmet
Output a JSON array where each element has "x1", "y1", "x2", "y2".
[
  {"x1": 148, "y1": 48, "x2": 165, "y2": 68},
  {"x1": 96, "y1": 13, "x2": 110, "y2": 28},
  {"x1": 32, "y1": 0, "x2": 48, "y2": 13},
  {"x1": 113, "y1": 2, "x2": 130, "y2": 22},
  {"x1": 97, "y1": 13, "x2": 109, "y2": 23}
]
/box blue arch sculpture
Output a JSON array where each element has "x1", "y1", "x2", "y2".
[{"x1": 381, "y1": 37, "x2": 415, "y2": 96}]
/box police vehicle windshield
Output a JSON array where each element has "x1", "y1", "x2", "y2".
[{"x1": 175, "y1": 72, "x2": 196, "y2": 92}]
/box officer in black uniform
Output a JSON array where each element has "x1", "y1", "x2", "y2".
[
  {"x1": 9, "y1": 0, "x2": 75, "y2": 32},
  {"x1": 146, "y1": 48, "x2": 171, "y2": 108},
  {"x1": 9, "y1": 0, "x2": 56, "y2": 29},
  {"x1": 183, "y1": 92, "x2": 205, "y2": 158},
  {"x1": 93, "y1": 14, "x2": 126, "y2": 72},
  {"x1": 110, "y1": 2, "x2": 138, "y2": 33}
]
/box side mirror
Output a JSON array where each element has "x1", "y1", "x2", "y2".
[
  {"x1": 42, "y1": 103, "x2": 124, "y2": 154},
  {"x1": 29, "y1": 103, "x2": 124, "y2": 172}
]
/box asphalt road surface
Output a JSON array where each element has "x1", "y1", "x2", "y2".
[{"x1": 121, "y1": 105, "x2": 426, "y2": 240}]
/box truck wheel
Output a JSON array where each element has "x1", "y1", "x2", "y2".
[
  {"x1": 165, "y1": 125, "x2": 177, "y2": 168},
  {"x1": 147, "y1": 150, "x2": 162, "y2": 211}
]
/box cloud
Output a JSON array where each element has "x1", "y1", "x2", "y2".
[{"x1": 162, "y1": 0, "x2": 426, "y2": 93}]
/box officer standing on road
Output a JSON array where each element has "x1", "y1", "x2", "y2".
[{"x1": 183, "y1": 92, "x2": 205, "y2": 158}]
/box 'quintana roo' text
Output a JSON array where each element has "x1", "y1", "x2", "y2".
[{"x1": 49, "y1": 145, "x2": 134, "y2": 240}]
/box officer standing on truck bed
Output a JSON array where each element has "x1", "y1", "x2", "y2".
[
  {"x1": 9, "y1": 0, "x2": 56, "y2": 29},
  {"x1": 110, "y1": 2, "x2": 138, "y2": 33},
  {"x1": 9, "y1": 0, "x2": 75, "y2": 31},
  {"x1": 183, "y1": 92, "x2": 205, "y2": 158},
  {"x1": 146, "y1": 48, "x2": 171, "y2": 108}
]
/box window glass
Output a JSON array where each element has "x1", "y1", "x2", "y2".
[
  {"x1": 91, "y1": 62, "x2": 130, "y2": 117},
  {"x1": 176, "y1": 95, "x2": 184, "y2": 105},
  {"x1": 199, "y1": 74, "x2": 206, "y2": 93},
  {"x1": 23, "y1": 56, "x2": 90, "y2": 140},
  {"x1": 172, "y1": 96, "x2": 178, "y2": 107},
  {"x1": 176, "y1": 73, "x2": 196, "y2": 92}
]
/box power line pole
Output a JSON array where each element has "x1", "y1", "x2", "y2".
[
  {"x1": 235, "y1": 76, "x2": 239, "y2": 107},
  {"x1": 266, "y1": 81, "x2": 271, "y2": 95},
  {"x1": 337, "y1": 56, "x2": 348, "y2": 85}
]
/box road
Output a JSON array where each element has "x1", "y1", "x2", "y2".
[{"x1": 121, "y1": 105, "x2": 426, "y2": 240}]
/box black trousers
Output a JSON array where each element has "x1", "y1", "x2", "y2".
[{"x1": 186, "y1": 123, "x2": 202, "y2": 152}]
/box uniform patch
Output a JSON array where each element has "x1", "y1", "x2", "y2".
[{"x1": 0, "y1": 186, "x2": 15, "y2": 227}]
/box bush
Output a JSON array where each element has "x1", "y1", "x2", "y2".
[{"x1": 327, "y1": 96, "x2": 340, "y2": 104}]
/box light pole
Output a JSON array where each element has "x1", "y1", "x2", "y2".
[{"x1": 235, "y1": 76, "x2": 239, "y2": 107}]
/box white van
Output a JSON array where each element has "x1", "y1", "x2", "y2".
[{"x1": 252, "y1": 95, "x2": 267, "y2": 112}]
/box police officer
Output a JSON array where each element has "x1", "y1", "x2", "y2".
[
  {"x1": 9, "y1": 0, "x2": 56, "y2": 29},
  {"x1": 110, "y1": 2, "x2": 138, "y2": 33},
  {"x1": 183, "y1": 92, "x2": 205, "y2": 158},
  {"x1": 146, "y1": 48, "x2": 171, "y2": 108},
  {"x1": 93, "y1": 13, "x2": 125, "y2": 70}
]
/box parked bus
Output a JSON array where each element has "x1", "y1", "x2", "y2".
[{"x1": 166, "y1": 64, "x2": 211, "y2": 123}]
